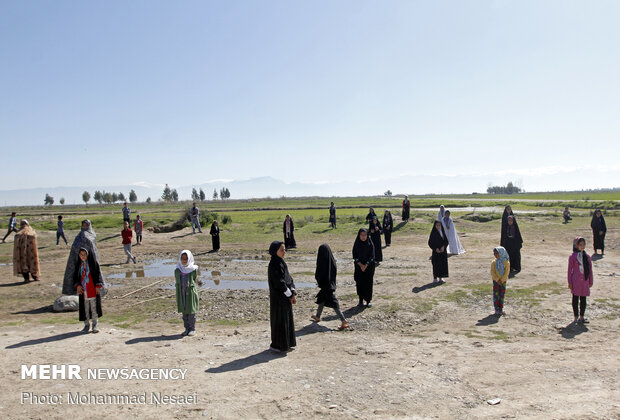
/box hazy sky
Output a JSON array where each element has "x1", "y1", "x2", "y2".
[{"x1": 1, "y1": 1, "x2": 619, "y2": 191}]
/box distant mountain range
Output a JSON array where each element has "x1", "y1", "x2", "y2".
[{"x1": 0, "y1": 170, "x2": 618, "y2": 207}]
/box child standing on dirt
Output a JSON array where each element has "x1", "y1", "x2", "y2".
[
  {"x1": 122, "y1": 221, "x2": 136, "y2": 263},
  {"x1": 491, "y1": 247, "x2": 510, "y2": 315},
  {"x1": 134, "y1": 215, "x2": 143, "y2": 246},
  {"x1": 56, "y1": 215, "x2": 68, "y2": 245},
  {"x1": 73, "y1": 248, "x2": 103, "y2": 333},
  {"x1": 175, "y1": 250, "x2": 201, "y2": 336},
  {"x1": 568, "y1": 237, "x2": 593, "y2": 324}
]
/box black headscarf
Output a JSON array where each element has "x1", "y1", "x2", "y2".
[
  {"x1": 269, "y1": 241, "x2": 284, "y2": 258},
  {"x1": 591, "y1": 209, "x2": 607, "y2": 232},
  {"x1": 352, "y1": 228, "x2": 375, "y2": 263},
  {"x1": 315, "y1": 244, "x2": 337, "y2": 290},
  {"x1": 428, "y1": 220, "x2": 449, "y2": 250}
]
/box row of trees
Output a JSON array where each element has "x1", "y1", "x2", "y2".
[
  {"x1": 487, "y1": 182, "x2": 522, "y2": 195},
  {"x1": 44, "y1": 185, "x2": 232, "y2": 206}
]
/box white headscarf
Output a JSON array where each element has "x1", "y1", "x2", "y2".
[
  {"x1": 438, "y1": 205, "x2": 446, "y2": 220},
  {"x1": 177, "y1": 249, "x2": 198, "y2": 274}
]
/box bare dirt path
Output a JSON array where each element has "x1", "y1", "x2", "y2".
[{"x1": 0, "y1": 216, "x2": 618, "y2": 419}]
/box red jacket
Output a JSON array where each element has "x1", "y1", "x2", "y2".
[{"x1": 122, "y1": 228, "x2": 133, "y2": 244}]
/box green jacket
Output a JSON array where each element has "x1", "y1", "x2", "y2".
[{"x1": 175, "y1": 268, "x2": 199, "y2": 314}]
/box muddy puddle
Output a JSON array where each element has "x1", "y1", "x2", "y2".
[{"x1": 107, "y1": 259, "x2": 315, "y2": 290}]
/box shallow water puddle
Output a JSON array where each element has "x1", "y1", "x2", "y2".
[{"x1": 108, "y1": 258, "x2": 315, "y2": 290}]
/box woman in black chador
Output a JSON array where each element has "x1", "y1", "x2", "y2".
[
  {"x1": 311, "y1": 244, "x2": 349, "y2": 330},
  {"x1": 267, "y1": 241, "x2": 297, "y2": 352},
  {"x1": 209, "y1": 221, "x2": 220, "y2": 252},
  {"x1": 382, "y1": 210, "x2": 393, "y2": 246},
  {"x1": 591, "y1": 209, "x2": 606, "y2": 255},
  {"x1": 283, "y1": 214, "x2": 296, "y2": 249},
  {"x1": 329, "y1": 202, "x2": 337, "y2": 229},
  {"x1": 502, "y1": 215, "x2": 523, "y2": 273},
  {"x1": 352, "y1": 228, "x2": 375, "y2": 307},
  {"x1": 428, "y1": 220, "x2": 449, "y2": 283},
  {"x1": 402, "y1": 196, "x2": 411, "y2": 222},
  {"x1": 365, "y1": 207, "x2": 377, "y2": 223},
  {"x1": 369, "y1": 217, "x2": 383, "y2": 264},
  {"x1": 500, "y1": 205, "x2": 514, "y2": 247}
]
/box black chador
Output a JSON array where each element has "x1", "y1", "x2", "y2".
[
  {"x1": 428, "y1": 221, "x2": 449, "y2": 280},
  {"x1": 329, "y1": 203, "x2": 337, "y2": 229},
  {"x1": 267, "y1": 241, "x2": 296, "y2": 352},
  {"x1": 382, "y1": 211, "x2": 393, "y2": 246},
  {"x1": 209, "y1": 221, "x2": 220, "y2": 251},
  {"x1": 591, "y1": 209, "x2": 606, "y2": 254},
  {"x1": 502, "y1": 215, "x2": 523, "y2": 273},
  {"x1": 369, "y1": 217, "x2": 383, "y2": 262},
  {"x1": 352, "y1": 229, "x2": 375, "y2": 307},
  {"x1": 283, "y1": 215, "x2": 296, "y2": 249},
  {"x1": 365, "y1": 208, "x2": 377, "y2": 223}
]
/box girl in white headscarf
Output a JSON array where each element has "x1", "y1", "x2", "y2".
[
  {"x1": 175, "y1": 250, "x2": 201, "y2": 336},
  {"x1": 441, "y1": 210, "x2": 466, "y2": 255}
]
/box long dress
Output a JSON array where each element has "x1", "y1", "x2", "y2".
[
  {"x1": 500, "y1": 208, "x2": 514, "y2": 247},
  {"x1": 283, "y1": 219, "x2": 297, "y2": 249},
  {"x1": 502, "y1": 220, "x2": 523, "y2": 272},
  {"x1": 591, "y1": 213, "x2": 606, "y2": 252},
  {"x1": 210, "y1": 223, "x2": 220, "y2": 251},
  {"x1": 268, "y1": 256, "x2": 296, "y2": 351},
  {"x1": 72, "y1": 252, "x2": 104, "y2": 321},
  {"x1": 315, "y1": 244, "x2": 340, "y2": 309},
  {"x1": 329, "y1": 206, "x2": 336, "y2": 228},
  {"x1": 13, "y1": 226, "x2": 40, "y2": 280},
  {"x1": 352, "y1": 229, "x2": 375, "y2": 304},
  {"x1": 383, "y1": 214, "x2": 393, "y2": 246},
  {"x1": 402, "y1": 200, "x2": 410, "y2": 221},
  {"x1": 441, "y1": 216, "x2": 465, "y2": 255},
  {"x1": 62, "y1": 220, "x2": 103, "y2": 294},
  {"x1": 369, "y1": 221, "x2": 383, "y2": 262},
  {"x1": 428, "y1": 225, "x2": 449, "y2": 278}
]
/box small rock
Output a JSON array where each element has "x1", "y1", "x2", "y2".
[
  {"x1": 328, "y1": 404, "x2": 338, "y2": 409},
  {"x1": 487, "y1": 398, "x2": 501, "y2": 405}
]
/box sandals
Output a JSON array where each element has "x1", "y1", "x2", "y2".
[
  {"x1": 310, "y1": 315, "x2": 321, "y2": 322},
  {"x1": 338, "y1": 322, "x2": 350, "y2": 330}
]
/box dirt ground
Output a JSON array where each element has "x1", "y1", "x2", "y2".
[{"x1": 0, "y1": 215, "x2": 618, "y2": 419}]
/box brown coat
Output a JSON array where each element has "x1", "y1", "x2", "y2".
[{"x1": 13, "y1": 227, "x2": 40, "y2": 278}]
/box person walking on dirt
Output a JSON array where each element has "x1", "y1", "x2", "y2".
[{"x1": 2, "y1": 212, "x2": 18, "y2": 243}]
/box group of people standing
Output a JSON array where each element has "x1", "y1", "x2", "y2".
[{"x1": 1, "y1": 197, "x2": 610, "y2": 346}]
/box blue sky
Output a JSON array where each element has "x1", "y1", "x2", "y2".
[{"x1": 1, "y1": 0, "x2": 619, "y2": 193}]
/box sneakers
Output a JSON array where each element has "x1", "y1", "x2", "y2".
[
  {"x1": 92, "y1": 325, "x2": 100, "y2": 333},
  {"x1": 132, "y1": 257, "x2": 137, "y2": 264},
  {"x1": 187, "y1": 330, "x2": 196, "y2": 336}
]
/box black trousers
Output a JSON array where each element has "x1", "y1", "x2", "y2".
[{"x1": 572, "y1": 295, "x2": 587, "y2": 317}]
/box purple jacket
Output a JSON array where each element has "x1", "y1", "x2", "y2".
[{"x1": 567, "y1": 252, "x2": 593, "y2": 297}]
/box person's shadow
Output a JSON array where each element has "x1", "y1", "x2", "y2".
[
  {"x1": 6, "y1": 331, "x2": 83, "y2": 349},
  {"x1": 476, "y1": 314, "x2": 500, "y2": 326},
  {"x1": 171, "y1": 232, "x2": 195, "y2": 240},
  {"x1": 99, "y1": 234, "x2": 121, "y2": 242},
  {"x1": 592, "y1": 254, "x2": 604, "y2": 261},
  {"x1": 296, "y1": 323, "x2": 331, "y2": 337},
  {"x1": 12, "y1": 305, "x2": 54, "y2": 314},
  {"x1": 342, "y1": 305, "x2": 366, "y2": 319},
  {"x1": 393, "y1": 221, "x2": 408, "y2": 232},
  {"x1": 0, "y1": 281, "x2": 30, "y2": 288},
  {"x1": 205, "y1": 350, "x2": 286, "y2": 373},
  {"x1": 412, "y1": 282, "x2": 443, "y2": 294},
  {"x1": 125, "y1": 334, "x2": 183, "y2": 344},
  {"x1": 559, "y1": 322, "x2": 589, "y2": 339}
]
